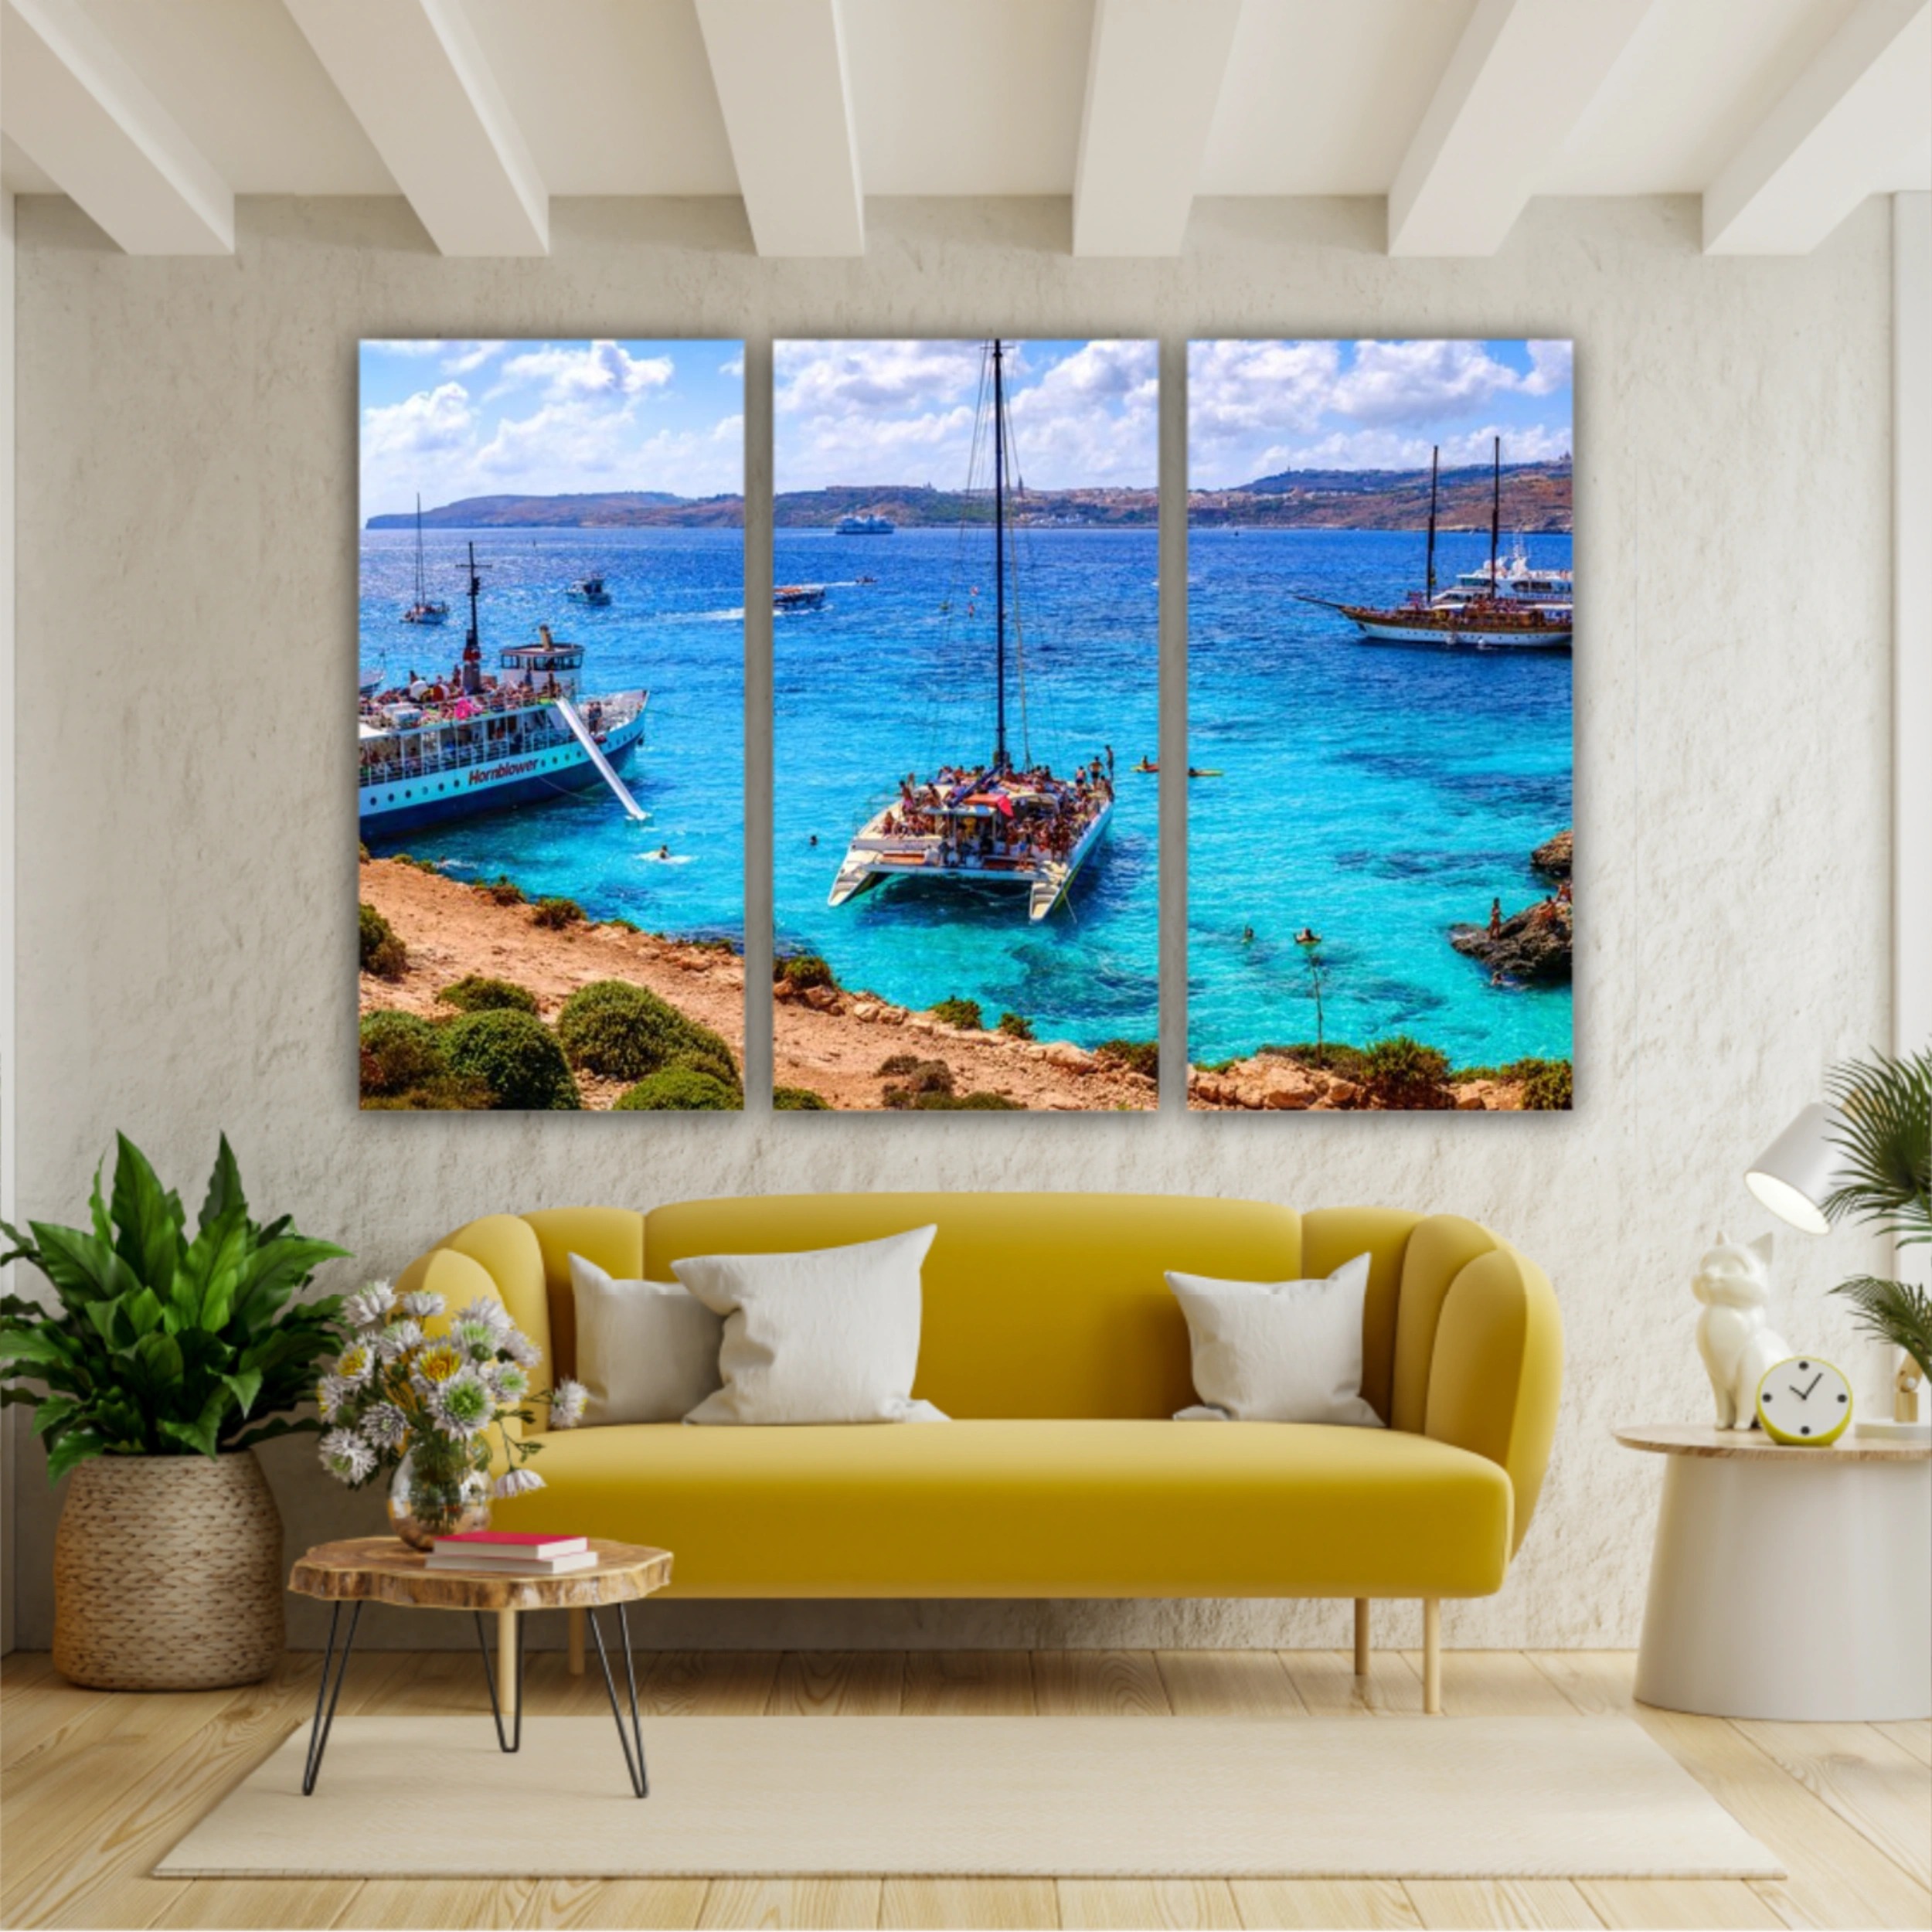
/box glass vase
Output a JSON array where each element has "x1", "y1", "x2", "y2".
[{"x1": 387, "y1": 1438, "x2": 492, "y2": 1550}]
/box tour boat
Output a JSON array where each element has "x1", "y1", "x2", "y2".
[
  {"x1": 568, "y1": 575, "x2": 613, "y2": 607},
  {"x1": 774, "y1": 583, "x2": 827, "y2": 611},
  {"x1": 360, "y1": 543, "x2": 647, "y2": 840},
  {"x1": 400, "y1": 495, "x2": 450, "y2": 627},
  {"x1": 835, "y1": 512, "x2": 896, "y2": 535},
  {"x1": 828, "y1": 339, "x2": 1114, "y2": 924},
  {"x1": 1305, "y1": 441, "x2": 1573, "y2": 651}
]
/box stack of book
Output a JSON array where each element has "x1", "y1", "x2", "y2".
[{"x1": 425, "y1": 1531, "x2": 598, "y2": 1575}]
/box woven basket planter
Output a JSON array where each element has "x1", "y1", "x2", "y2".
[{"x1": 53, "y1": 1450, "x2": 284, "y2": 1691}]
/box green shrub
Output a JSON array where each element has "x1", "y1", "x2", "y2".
[
  {"x1": 773, "y1": 1086, "x2": 832, "y2": 1111},
  {"x1": 1520, "y1": 1059, "x2": 1573, "y2": 1111},
  {"x1": 554, "y1": 979, "x2": 740, "y2": 1095},
  {"x1": 442, "y1": 1010, "x2": 580, "y2": 1111},
  {"x1": 437, "y1": 975, "x2": 539, "y2": 1015},
  {"x1": 876, "y1": 1053, "x2": 924, "y2": 1076},
  {"x1": 913, "y1": 1090, "x2": 1022, "y2": 1110},
  {"x1": 881, "y1": 1059, "x2": 955, "y2": 1107},
  {"x1": 1096, "y1": 1038, "x2": 1158, "y2": 1080},
  {"x1": 390, "y1": 852, "x2": 440, "y2": 875},
  {"x1": 1258, "y1": 1040, "x2": 1372, "y2": 1082},
  {"x1": 1362, "y1": 1036, "x2": 1452, "y2": 1110},
  {"x1": 776, "y1": 954, "x2": 835, "y2": 990},
  {"x1": 475, "y1": 876, "x2": 526, "y2": 906},
  {"x1": 613, "y1": 1066, "x2": 740, "y2": 1111},
  {"x1": 930, "y1": 997, "x2": 983, "y2": 1030},
  {"x1": 360, "y1": 1076, "x2": 496, "y2": 1112},
  {"x1": 602, "y1": 917, "x2": 641, "y2": 934},
  {"x1": 359, "y1": 903, "x2": 407, "y2": 979},
  {"x1": 359, "y1": 1011, "x2": 446, "y2": 1096},
  {"x1": 531, "y1": 896, "x2": 586, "y2": 930},
  {"x1": 996, "y1": 1012, "x2": 1035, "y2": 1041}
]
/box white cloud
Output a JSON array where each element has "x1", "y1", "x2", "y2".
[
  {"x1": 365, "y1": 338, "x2": 444, "y2": 357},
  {"x1": 1251, "y1": 420, "x2": 1571, "y2": 474},
  {"x1": 497, "y1": 339, "x2": 675, "y2": 403},
  {"x1": 1327, "y1": 338, "x2": 1519, "y2": 425},
  {"x1": 442, "y1": 340, "x2": 506, "y2": 375},
  {"x1": 1522, "y1": 339, "x2": 1573, "y2": 396},
  {"x1": 719, "y1": 352, "x2": 744, "y2": 379},
  {"x1": 777, "y1": 340, "x2": 984, "y2": 419}
]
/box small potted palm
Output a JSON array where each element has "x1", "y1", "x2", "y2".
[{"x1": 0, "y1": 1134, "x2": 349, "y2": 1689}]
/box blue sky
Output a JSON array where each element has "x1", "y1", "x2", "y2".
[
  {"x1": 358, "y1": 338, "x2": 743, "y2": 519},
  {"x1": 774, "y1": 339, "x2": 1156, "y2": 493},
  {"x1": 1188, "y1": 338, "x2": 1573, "y2": 489}
]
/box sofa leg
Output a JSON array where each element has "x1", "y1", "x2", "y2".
[
  {"x1": 1423, "y1": 1599, "x2": 1441, "y2": 1715},
  {"x1": 1354, "y1": 1599, "x2": 1370, "y2": 1676},
  {"x1": 568, "y1": 1607, "x2": 587, "y2": 1677}
]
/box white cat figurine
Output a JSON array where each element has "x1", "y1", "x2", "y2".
[{"x1": 1693, "y1": 1232, "x2": 1788, "y2": 1429}]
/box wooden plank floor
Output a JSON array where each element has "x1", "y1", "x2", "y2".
[{"x1": 2, "y1": 1649, "x2": 1926, "y2": 1931}]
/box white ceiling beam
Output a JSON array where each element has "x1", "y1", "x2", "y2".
[
  {"x1": 1704, "y1": 0, "x2": 1930, "y2": 256},
  {"x1": 281, "y1": 0, "x2": 546, "y2": 256},
  {"x1": 0, "y1": 0, "x2": 232, "y2": 254},
  {"x1": 1388, "y1": 0, "x2": 1658, "y2": 257},
  {"x1": 1072, "y1": 0, "x2": 1243, "y2": 257},
  {"x1": 695, "y1": 0, "x2": 862, "y2": 257}
]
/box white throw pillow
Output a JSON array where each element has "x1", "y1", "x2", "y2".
[
  {"x1": 675, "y1": 1226, "x2": 947, "y2": 1425},
  {"x1": 1167, "y1": 1253, "x2": 1383, "y2": 1427},
  {"x1": 568, "y1": 1252, "x2": 724, "y2": 1426}
]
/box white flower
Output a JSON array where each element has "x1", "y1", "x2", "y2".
[
  {"x1": 492, "y1": 1467, "x2": 546, "y2": 1500},
  {"x1": 320, "y1": 1427, "x2": 374, "y2": 1484},
  {"x1": 317, "y1": 1374, "x2": 358, "y2": 1421},
  {"x1": 398, "y1": 1290, "x2": 444, "y2": 1321},
  {"x1": 450, "y1": 1318, "x2": 498, "y2": 1359},
  {"x1": 333, "y1": 1340, "x2": 376, "y2": 1386},
  {"x1": 428, "y1": 1366, "x2": 495, "y2": 1438},
  {"x1": 501, "y1": 1328, "x2": 540, "y2": 1368},
  {"x1": 454, "y1": 1297, "x2": 512, "y2": 1337},
  {"x1": 547, "y1": 1378, "x2": 589, "y2": 1429},
  {"x1": 343, "y1": 1281, "x2": 397, "y2": 1330},
  {"x1": 359, "y1": 1401, "x2": 408, "y2": 1452},
  {"x1": 374, "y1": 1318, "x2": 423, "y2": 1360},
  {"x1": 489, "y1": 1361, "x2": 531, "y2": 1405}
]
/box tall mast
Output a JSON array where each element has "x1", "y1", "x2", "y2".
[
  {"x1": 414, "y1": 494, "x2": 426, "y2": 603},
  {"x1": 462, "y1": 539, "x2": 483, "y2": 692},
  {"x1": 992, "y1": 338, "x2": 1008, "y2": 773},
  {"x1": 1488, "y1": 434, "x2": 1501, "y2": 595},
  {"x1": 1424, "y1": 447, "x2": 1438, "y2": 606}
]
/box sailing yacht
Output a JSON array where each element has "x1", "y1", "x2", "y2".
[
  {"x1": 828, "y1": 340, "x2": 1114, "y2": 924},
  {"x1": 400, "y1": 496, "x2": 451, "y2": 626},
  {"x1": 1306, "y1": 441, "x2": 1573, "y2": 651}
]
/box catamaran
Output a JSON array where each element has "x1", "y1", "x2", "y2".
[
  {"x1": 360, "y1": 543, "x2": 648, "y2": 840},
  {"x1": 828, "y1": 339, "x2": 1114, "y2": 924},
  {"x1": 400, "y1": 495, "x2": 450, "y2": 627},
  {"x1": 1304, "y1": 440, "x2": 1573, "y2": 651}
]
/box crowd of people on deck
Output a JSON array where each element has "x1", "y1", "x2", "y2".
[{"x1": 869, "y1": 747, "x2": 1117, "y2": 869}]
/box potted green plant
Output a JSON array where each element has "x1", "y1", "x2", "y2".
[
  {"x1": 1825, "y1": 1046, "x2": 1932, "y2": 1421},
  {"x1": 0, "y1": 1134, "x2": 349, "y2": 1689}
]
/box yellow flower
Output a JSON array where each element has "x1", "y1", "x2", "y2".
[
  {"x1": 336, "y1": 1342, "x2": 373, "y2": 1384},
  {"x1": 414, "y1": 1341, "x2": 464, "y2": 1386}
]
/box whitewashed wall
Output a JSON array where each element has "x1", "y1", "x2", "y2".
[{"x1": 9, "y1": 193, "x2": 1896, "y2": 1652}]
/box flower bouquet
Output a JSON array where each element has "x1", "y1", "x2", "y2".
[{"x1": 315, "y1": 1280, "x2": 590, "y2": 1548}]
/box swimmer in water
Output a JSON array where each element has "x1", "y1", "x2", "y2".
[{"x1": 657, "y1": 844, "x2": 670, "y2": 861}]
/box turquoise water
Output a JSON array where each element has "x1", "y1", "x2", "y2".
[
  {"x1": 359, "y1": 526, "x2": 746, "y2": 945},
  {"x1": 358, "y1": 522, "x2": 1570, "y2": 1071},
  {"x1": 1187, "y1": 526, "x2": 1572, "y2": 1070},
  {"x1": 774, "y1": 526, "x2": 1162, "y2": 1049}
]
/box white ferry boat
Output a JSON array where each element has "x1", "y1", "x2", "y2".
[
  {"x1": 828, "y1": 340, "x2": 1113, "y2": 924},
  {"x1": 359, "y1": 545, "x2": 647, "y2": 841},
  {"x1": 835, "y1": 512, "x2": 895, "y2": 535}
]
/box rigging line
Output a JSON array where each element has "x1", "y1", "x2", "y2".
[{"x1": 1001, "y1": 367, "x2": 1034, "y2": 771}]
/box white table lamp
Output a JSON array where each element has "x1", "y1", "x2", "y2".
[{"x1": 1744, "y1": 1101, "x2": 1843, "y2": 1234}]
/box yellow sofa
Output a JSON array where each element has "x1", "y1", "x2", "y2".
[{"x1": 399, "y1": 1193, "x2": 1561, "y2": 1708}]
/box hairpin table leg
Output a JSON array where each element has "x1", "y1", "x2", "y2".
[
  {"x1": 473, "y1": 1607, "x2": 526, "y2": 1753},
  {"x1": 589, "y1": 1602, "x2": 648, "y2": 1798},
  {"x1": 302, "y1": 1600, "x2": 362, "y2": 1795}
]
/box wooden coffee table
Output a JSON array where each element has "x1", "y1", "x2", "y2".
[{"x1": 289, "y1": 1536, "x2": 672, "y2": 1796}]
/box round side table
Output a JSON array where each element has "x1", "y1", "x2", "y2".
[
  {"x1": 1617, "y1": 1425, "x2": 1930, "y2": 1721},
  {"x1": 290, "y1": 1536, "x2": 672, "y2": 1796}
]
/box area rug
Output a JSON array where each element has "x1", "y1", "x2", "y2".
[{"x1": 159, "y1": 1716, "x2": 1781, "y2": 1879}]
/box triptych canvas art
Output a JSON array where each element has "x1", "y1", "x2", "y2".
[{"x1": 359, "y1": 337, "x2": 1572, "y2": 1114}]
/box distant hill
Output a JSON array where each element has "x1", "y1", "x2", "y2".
[
  {"x1": 1192, "y1": 458, "x2": 1570, "y2": 532},
  {"x1": 365, "y1": 461, "x2": 1569, "y2": 534}
]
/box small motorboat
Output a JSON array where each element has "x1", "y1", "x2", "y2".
[
  {"x1": 568, "y1": 576, "x2": 613, "y2": 607},
  {"x1": 774, "y1": 584, "x2": 827, "y2": 611}
]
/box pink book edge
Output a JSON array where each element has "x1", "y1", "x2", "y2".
[{"x1": 435, "y1": 1531, "x2": 588, "y2": 1552}]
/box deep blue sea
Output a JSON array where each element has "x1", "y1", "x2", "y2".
[
  {"x1": 359, "y1": 527, "x2": 746, "y2": 946},
  {"x1": 774, "y1": 526, "x2": 1161, "y2": 1049},
  {"x1": 359, "y1": 522, "x2": 1570, "y2": 1070},
  {"x1": 1187, "y1": 526, "x2": 1573, "y2": 1070}
]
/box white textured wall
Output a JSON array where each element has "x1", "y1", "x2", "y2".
[{"x1": 10, "y1": 193, "x2": 1896, "y2": 1653}]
